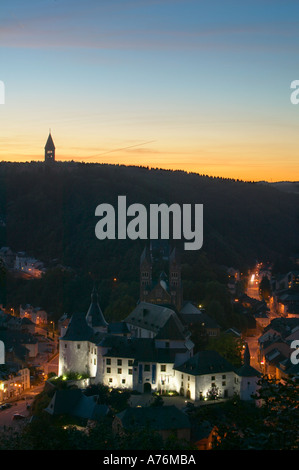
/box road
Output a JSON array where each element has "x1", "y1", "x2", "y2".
[
  {"x1": 243, "y1": 335, "x2": 262, "y2": 372},
  {"x1": 244, "y1": 270, "x2": 263, "y2": 372},
  {"x1": 0, "y1": 384, "x2": 45, "y2": 429}
]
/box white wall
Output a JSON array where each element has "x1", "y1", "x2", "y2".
[
  {"x1": 0, "y1": 340, "x2": 4, "y2": 364},
  {"x1": 59, "y1": 340, "x2": 97, "y2": 377}
]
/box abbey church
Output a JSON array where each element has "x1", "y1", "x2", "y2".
[{"x1": 140, "y1": 245, "x2": 183, "y2": 311}]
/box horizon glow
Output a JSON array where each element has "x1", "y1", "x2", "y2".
[{"x1": 1, "y1": 0, "x2": 299, "y2": 182}]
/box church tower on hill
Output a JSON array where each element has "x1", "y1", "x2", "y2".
[{"x1": 45, "y1": 132, "x2": 55, "y2": 163}]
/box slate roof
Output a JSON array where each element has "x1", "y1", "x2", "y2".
[
  {"x1": 116, "y1": 405, "x2": 190, "y2": 432},
  {"x1": 86, "y1": 286, "x2": 108, "y2": 329},
  {"x1": 180, "y1": 301, "x2": 202, "y2": 315},
  {"x1": 179, "y1": 302, "x2": 220, "y2": 329},
  {"x1": 180, "y1": 312, "x2": 220, "y2": 330},
  {"x1": 154, "y1": 315, "x2": 186, "y2": 341},
  {"x1": 107, "y1": 322, "x2": 130, "y2": 335},
  {"x1": 0, "y1": 329, "x2": 37, "y2": 361},
  {"x1": 236, "y1": 343, "x2": 260, "y2": 377},
  {"x1": 140, "y1": 245, "x2": 152, "y2": 266},
  {"x1": 45, "y1": 389, "x2": 109, "y2": 420},
  {"x1": 100, "y1": 336, "x2": 186, "y2": 364},
  {"x1": 62, "y1": 311, "x2": 95, "y2": 342},
  {"x1": 264, "y1": 318, "x2": 299, "y2": 338},
  {"x1": 125, "y1": 302, "x2": 187, "y2": 339},
  {"x1": 175, "y1": 350, "x2": 236, "y2": 376}
]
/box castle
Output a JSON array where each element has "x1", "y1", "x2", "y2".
[{"x1": 58, "y1": 248, "x2": 260, "y2": 401}]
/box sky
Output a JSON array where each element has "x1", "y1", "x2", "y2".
[{"x1": 1, "y1": 0, "x2": 299, "y2": 181}]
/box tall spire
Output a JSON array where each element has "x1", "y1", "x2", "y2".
[
  {"x1": 45, "y1": 131, "x2": 55, "y2": 163},
  {"x1": 85, "y1": 284, "x2": 108, "y2": 332}
]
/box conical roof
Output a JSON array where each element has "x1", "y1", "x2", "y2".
[
  {"x1": 85, "y1": 286, "x2": 108, "y2": 329},
  {"x1": 236, "y1": 343, "x2": 261, "y2": 377},
  {"x1": 62, "y1": 311, "x2": 94, "y2": 341},
  {"x1": 45, "y1": 133, "x2": 55, "y2": 150}
]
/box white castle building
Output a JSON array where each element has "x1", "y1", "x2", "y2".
[{"x1": 58, "y1": 286, "x2": 260, "y2": 401}]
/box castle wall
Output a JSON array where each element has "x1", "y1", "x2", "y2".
[{"x1": 58, "y1": 339, "x2": 97, "y2": 378}]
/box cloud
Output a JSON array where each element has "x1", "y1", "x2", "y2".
[{"x1": 1, "y1": 2, "x2": 299, "y2": 53}]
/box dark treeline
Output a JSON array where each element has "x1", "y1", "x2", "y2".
[{"x1": 0, "y1": 161, "x2": 298, "y2": 324}]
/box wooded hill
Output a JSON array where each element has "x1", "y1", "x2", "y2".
[{"x1": 0, "y1": 161, "x2": 298, "y2": 324}]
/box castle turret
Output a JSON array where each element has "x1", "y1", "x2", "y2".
[
  {"x1": 236, "y1": 343, "x2": 261, "y2": 401},
  {"x1": 85, "y1": 285, "x2": 108, "y2": 333}
]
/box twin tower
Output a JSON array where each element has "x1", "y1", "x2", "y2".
[{"x1": 140, "y1": 245, "x2": 183, "y2": 311}]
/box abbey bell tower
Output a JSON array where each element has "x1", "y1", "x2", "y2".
[{"x1": 45, "y1": 132, "x2": 55, "y2": 163}]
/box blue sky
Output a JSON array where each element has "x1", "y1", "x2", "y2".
[{"x1": 1, "y1": 0, "x2": 299, "y2": 180}]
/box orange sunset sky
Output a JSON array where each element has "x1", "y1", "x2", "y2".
[{"x1": 1, "y1": 0, "x2": 299, "y2": 182}]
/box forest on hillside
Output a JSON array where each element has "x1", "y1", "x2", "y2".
[{"x1": 0, "y1": 161, "x2": 298, "y2": 326}]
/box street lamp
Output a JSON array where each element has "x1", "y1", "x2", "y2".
[{"x1": 50, "y1": 321, "x2": 55, "y2": 339}]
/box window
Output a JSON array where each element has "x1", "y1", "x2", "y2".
[
  {"x1": 117, "y1": 359, "x2": 122, "y2": 366},
  {"x1": 109, "y1": 378, "x2": 113, "y2": 383},
  {"x1": 128, "y1": 360, "x2": 133, "y2": 366},
  {"x1": 117, "y1": 368, "x2": 122, "y2": 374},
  {"x1": 128, "y1": 369, "x2": 133, "y2": 375},
  {"x1": 94, "y1": 359, "x2": 96, "y2": 365},
  {"x1": 106, "y1": 367, "x2": 111, "y2": 374},
  {"x1": 222, "y1": 381, "x2": 226, "y2": 386},
  {"x1": 122, "y1": 379, "x2": 126, "y2": 384},
  {"x1": 211, "y1": 376, "x2": 215, "y2": 381},
  {"x1": 144, "y1": 364, "x2": 150, "y2": 372},
  {"x1": 165, "y1": 342, "x2": 170, "y2": 348},
  {"x1": 64, "y1": 344, "x2": 67, "y2": 349},
  {"x1": 77, "y1": 344, "x2": 80, "y2": 349},
  {"x1": 161, "y1": 365, "x2": 166, "y2": 372},
  {"x1": 106, "y1": 358, "x2": 111, "y2": 365},
  {"x1": 222, "y1": 375, "x2": 226, "y2": 379},
  {"x1": 212, "y1": 383, "x2": 216, "y2": 388}
]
